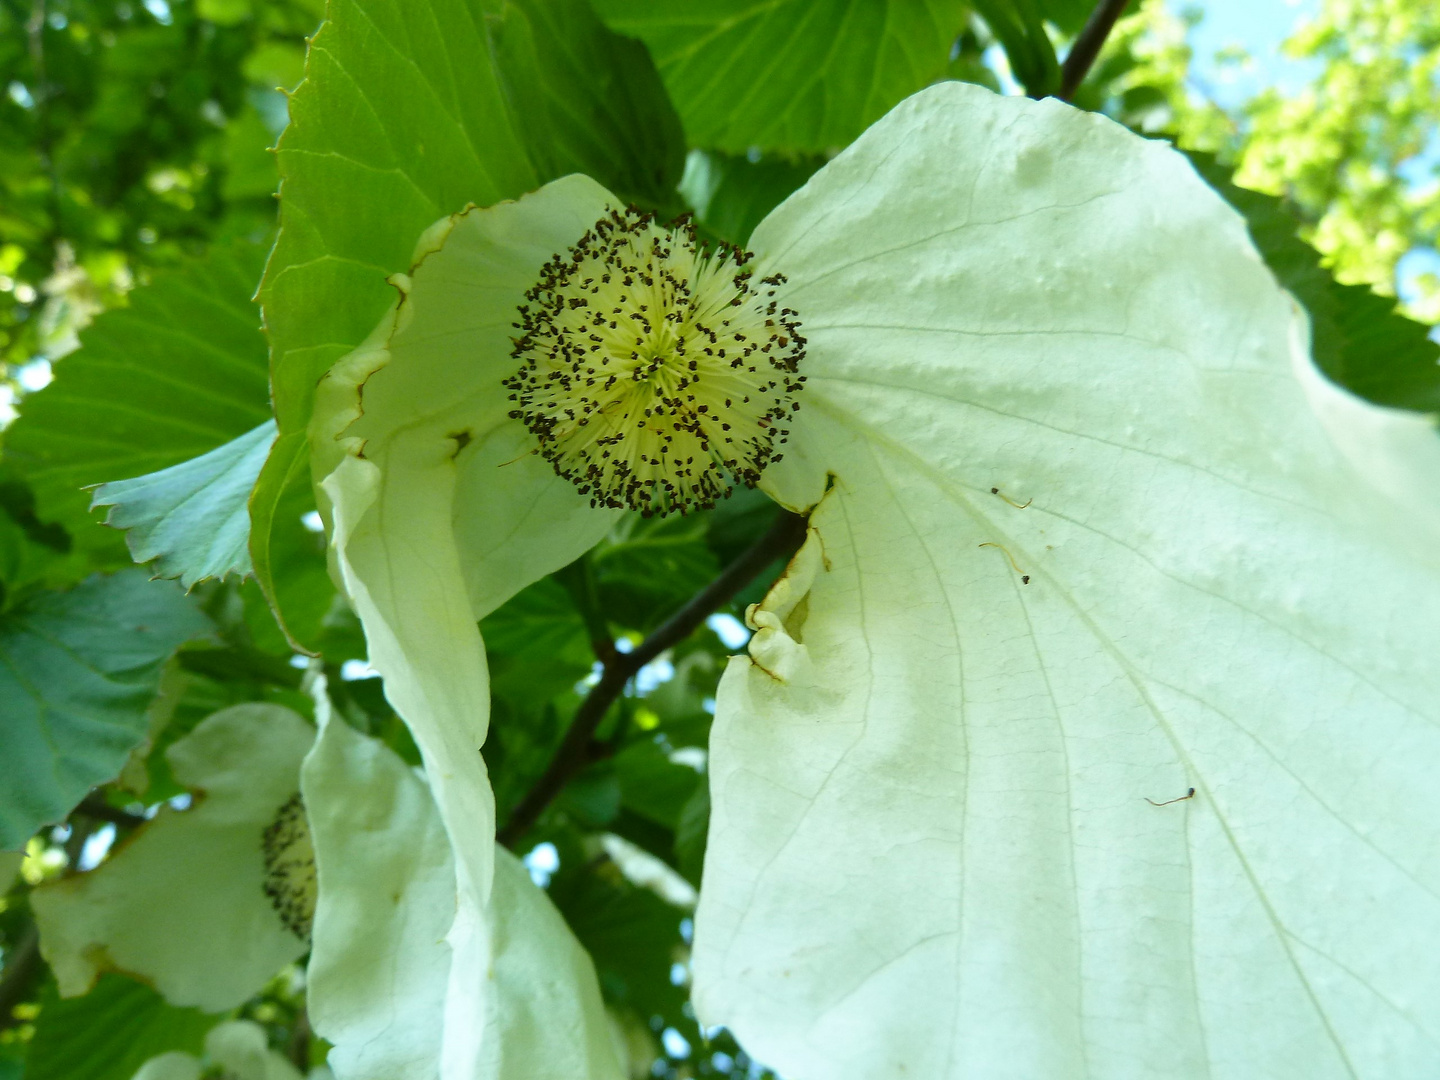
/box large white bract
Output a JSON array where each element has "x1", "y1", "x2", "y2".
[{"x1": 311, "y1": 82, "x2": 1440, "y2": 1078}]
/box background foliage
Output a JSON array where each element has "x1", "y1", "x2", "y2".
[{"x1": 0, "y1": 0, "x2": 1437, "y2": 1077}]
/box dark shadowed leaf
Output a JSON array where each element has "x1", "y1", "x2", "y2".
[
  {"x1": 0, "y1": 570, "x2": 210, "y2": 849},
  {"x1": 593, "y1": 0, "x2": 969, "y2": 154},
  {"x1": 25, "y1": 974, "x2": 214, "y2": 1080},
  {"x1": 679, "y1": 150, "x2": 826, "y2": 248}
]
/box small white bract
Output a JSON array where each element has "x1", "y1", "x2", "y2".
[{"x1": 504, "y1": 208, "x2": 806, "y2": 516}]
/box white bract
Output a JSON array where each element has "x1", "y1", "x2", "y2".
[
  {"x1": 131, "y1": 1020, "x2": 311, "y2": 1080},
  {"x1": 32, "y1": 705, "x2": 311, "y2": 1011},
  {"x1": 312, "y1": 82, "x2": 1440, "y2": 1077},
  {"x1": 301, "y1": 689, "x2": 621, "y2": 1080}
]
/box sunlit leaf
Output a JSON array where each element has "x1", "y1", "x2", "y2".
[
  {"x1": 90, "y1": 420, "x2": 275, "y2": 588},
  {"x1": 4, "y1": 243, "x2": 271, "y2": 560}
]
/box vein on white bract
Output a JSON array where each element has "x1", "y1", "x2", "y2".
[{"x1": 309, "y1": 82, "x2": 1440, "y2": 1080}]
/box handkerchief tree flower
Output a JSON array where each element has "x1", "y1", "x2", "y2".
[
  {"x1": 11, "y1": 3, "x2": 1440, "y2": 1076},
  {"x1": 308, "y1": 78, "x2": 1440, "y2": 1078}
]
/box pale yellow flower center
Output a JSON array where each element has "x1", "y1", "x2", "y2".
[{"x1": 505, "y1": 208, "x2": 806, "y2": 517}]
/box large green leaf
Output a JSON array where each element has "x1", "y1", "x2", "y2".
[
  {"x1": 261, "y1": 0, "x2": 683, "y2": 437},
  {"x1": 255, "y1": 0, "x2": 685, "y2": 633},
  {"x1": 593, "y1": 0, "x2": 969, "y2": 154},
  {"x1": 24, "y1": 975, "x2": 214, "y2": 1080},
  {"x1": 1185, "y1": 150, "x2": 1440, "y2": 412},
  {"x1": 0, "y1": 570, "x2": 210, "y2": 850},
  {"x1": 4, "y1": 243, "x2": 272, "y2": 559}
]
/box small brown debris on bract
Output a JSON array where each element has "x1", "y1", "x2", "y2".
[
  {"x1": 989, "y1": 486, "x2": 1032, "y2": 509},
  {"x1": 1146, "y1": 787, "x2": 1196, "y2": 807},
  {"x1": 978, "y1": 542, "x2": 1030, "y2": 585}
]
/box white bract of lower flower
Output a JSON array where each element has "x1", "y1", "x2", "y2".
[
  {"x1": 311, "y1": 81, "x2": 1440, "y2": 1078},
  {"x1": 131, "y1": 1020, "x2": 310, "y2": 1080},
  {"x1": 301, "y1": 688, "x2": 622, "y2": 1080},
  {"x1": 31, "y1": 705, "x2": 312, "y2": 1012}
]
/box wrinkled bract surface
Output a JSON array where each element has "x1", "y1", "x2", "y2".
[
  {"x1": 310, "y1": 178, "x2": 623, "y2": 1078},
  {"x1": 302, "y1": 692, "x2": 622, "y2": 1080},
  {"x1": 33, "y1": 705, "x2": 311, "y2": 1011},
  {"x1": 691, "y1": 83, "x2": 1440, "y2": 1078}
]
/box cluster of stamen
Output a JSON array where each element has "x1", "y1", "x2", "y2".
[
  {"x1": 505, "y1": 207, "x2": 806, "y2": 516},
  {"x1": 262, "y1": 793, "x2": 316, "y2": 940}
]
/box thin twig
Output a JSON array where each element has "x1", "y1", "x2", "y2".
[
  {"x1": 1058, "y1": 0, "x2": 1133, "y2": 101},
  {"x1": 497, "y1": 509, "x2": 810, "y2": 847},
  {"x1": 287, "y1": 1008, "x2": 312, "y2": 1069},
  {"x1": 0, "y1": 927, "x2": 40, "y2": 1033},
  {"x1": 77, "y1": 793, "x2": 146, "y2": 829}
]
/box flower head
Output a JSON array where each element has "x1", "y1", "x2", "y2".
[{"x1": 505, "y1": 207, "x2": 805, "y2": 515}]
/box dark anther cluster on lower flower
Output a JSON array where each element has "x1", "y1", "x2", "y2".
[
  {"x1": 504, "y1": 206, "x2": 807, "y2": 517},
  {"x1": 262, "y1": 792, "x2": 316, "y2": 940}
]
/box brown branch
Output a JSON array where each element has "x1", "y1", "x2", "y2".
[
  {"x1": 77, "y1": 793, "x2": 146, "y2": 830},
  {"x1": 0, "y1": 819, "x2": 101, "y2": 1031},
  {"x1": 0, "y1": 927, "x2": 40, "y2": 1033},
  {"x1": 498, "y1": 509, "x2": 810, "y2": 847},
  {"x1": 1059, "y1": 0, "x2": 1133, "y2": 101},
  {"x1": 287, "y1": 1008, "x2": 312, "y2": 1069}
]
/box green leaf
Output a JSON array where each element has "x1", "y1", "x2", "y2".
[
  {"x1": 0, "y1": 570, "x2": 210, "y2": 850},
  {"x1": 246, "y1": 429, "x2": 334, "y2": 654},
  {"x1": 1036, "y1": 0, "x2": 1097, "y2": 34},
  {"x1": 592, "y1": 514, "x2": 720, "y2": 633},
  {"x1": 679, "y1": 150, "x2": 825, "y2": 248},
  {"x1": 612, "y1": 740, "x2": 701, "y2": 833},
  {"x1": 31, "y1": 705, "x2": 313, "y2": 1011},
  {"x1": 257, "y1": 0, "x2": 685, "y2": 633},
  {"x1": 4, "y1": 242, "x2": 272, "y2": 560},
  {"x1": 1184, "y1": 149, "x2": 1440, "y2": 412},
  {"x1": 0, "y1": 499, "x2": 85, "y2": 600},
  {"x1": 971, "y1": 0, "x2": 1061, "y2": 96},
  {"x1": 592, "y1": 0, "x2": 969, "y2": 154},
  {"x1": 89, "y1": 420, "x2": 276, "y2": 588},
  {"x1": 24, "y1": 974, "x2": 214, "y2": 1080},
  {"x1": 262, "y1": 0, "x2": 684, "y2": 438},
  {"x1": 487, "y1": 0, "x2": 686, "y2": 213}
]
